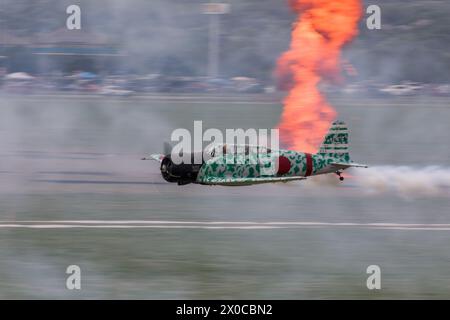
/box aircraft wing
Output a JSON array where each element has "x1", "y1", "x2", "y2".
[
  {"x1": 142, "y1": 154, "x2": 165, "y2": 162},
  {"x1": 330, "y1": 162, "x2": 368, "y2": 169},
  {"x1": 200, "y1": 176, "x2": 306, "y2": 186}
]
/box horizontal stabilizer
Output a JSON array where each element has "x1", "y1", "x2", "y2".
[
  {"x1": 142, "y1": 154, "x2": 165, "y2": 162},
  {"x1": 330, "y1": 162, "x2": 368, "y2": 169}
]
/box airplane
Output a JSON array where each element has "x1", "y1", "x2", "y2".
[{"x1": 142, "y1": 121, "x2": 368, "y2": 186}]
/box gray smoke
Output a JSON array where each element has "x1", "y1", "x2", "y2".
[
  {"x1": 306, "y1": 166, "x2": 450, "y2": 198},
  {"x1": 354, "y1": 166, "x2": 450, "y2": 197}
]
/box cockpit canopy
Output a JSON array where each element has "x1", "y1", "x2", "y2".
[{"x1": 206, "y1": 143, "x2": 272, "y2": 158}]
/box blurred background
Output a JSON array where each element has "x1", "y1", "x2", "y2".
[
  {"x1": 1, "y1": 0, "x2": 450, "y2": 96},
  {"x1": 1, "y1": 0, "x2": 450, "y2": 299}
]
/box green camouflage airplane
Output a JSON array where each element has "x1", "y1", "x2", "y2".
[{"x1": 143, "y1": 121, "x2": 368, "y2": 186}]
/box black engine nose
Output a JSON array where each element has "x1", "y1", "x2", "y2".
[{"x1": 160, "y1": 153, "x2": 203, "y2": 185}]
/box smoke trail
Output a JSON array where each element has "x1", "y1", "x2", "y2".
[
  {"x1": 354, "y1": 166, "x2": 450, "y2": 197},
  {"x1": 276, "y1": 0, "x2": 362, "y2": 153},
  {"x1": 306, "y1": 166, "x2": 450, "y2": 197}
]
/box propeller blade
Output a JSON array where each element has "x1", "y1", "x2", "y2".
[{"x1": 163, "y1": 141, "x2": 172, "y2": 155}]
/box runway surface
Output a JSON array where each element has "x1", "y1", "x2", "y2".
[
  {"x1": 0, "y1": 94, "x2": 450, "y2": 299},
  {"x1": 3, "y1": 220, "x2": 450, "y2": 231}
]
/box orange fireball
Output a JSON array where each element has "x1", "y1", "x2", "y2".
[{"x1": 277, "y1": 0, "x2": 362, "y2": 153}]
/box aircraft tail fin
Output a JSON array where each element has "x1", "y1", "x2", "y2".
[
  {"x1": 318, "y1": 120, "x2": 368, "y2": 168},
  {"x1": 318, "y1": 120, "x2": 350, "y2": 161}
]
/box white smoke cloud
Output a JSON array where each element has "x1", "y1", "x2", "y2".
[
  {"x1": 304, "y1": 165, "x2": 450, "y2": 198},
  {"x1": 354, "y1": 166, "x2": 450, "y2": 197}
]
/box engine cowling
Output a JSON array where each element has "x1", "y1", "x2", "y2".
[{"x1": 160, "y1": 153, "x2": 203, "y2": 185}]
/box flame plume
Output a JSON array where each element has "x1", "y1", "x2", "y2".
[{"x1": 277, "y1": 0, "x2": 362, "y2": 153}]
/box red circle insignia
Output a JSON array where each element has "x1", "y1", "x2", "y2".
[{"x1": 277, "y1": 156, "x2": 291, "y2": 175}]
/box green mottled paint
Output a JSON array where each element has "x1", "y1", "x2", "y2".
[{"x1": 196, "y1": 121, "x2": 364, "y2": 185}]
